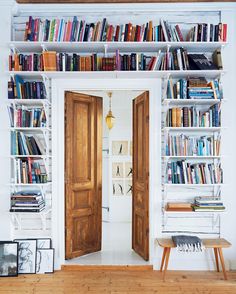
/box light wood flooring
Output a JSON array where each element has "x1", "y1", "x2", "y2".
[{"x1": 1, "y1": 266, "x2": 236, "y2": 294}]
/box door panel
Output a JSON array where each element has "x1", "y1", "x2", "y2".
[
  {"x1": 65, "y1": 91, "x2": 102, "y2": 259},
  {"x1": 132, "y1": 91, "x2": 149, "y2": 261}
]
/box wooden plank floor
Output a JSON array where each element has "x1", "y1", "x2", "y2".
[{"x1": 1, "y1": 268, "x2": 236, "y2": 294}]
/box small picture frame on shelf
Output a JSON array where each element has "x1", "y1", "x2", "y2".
[
  {"x1": 14, "y1": 239, "x2": 37, "y2": 274},
  {"x1": 36, "y1": 239, "x2": 52, "y2": 249},
  {"x1": 36, "y1": 249, "x2": 54, "y2": 274},
  {"x1": 0, "y1": 241, "x2": 18, "y2": 277}
]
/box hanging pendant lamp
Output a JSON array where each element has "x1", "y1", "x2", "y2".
[{"x1": 105, "y1": 91, "x2": 115, "y2": 130}]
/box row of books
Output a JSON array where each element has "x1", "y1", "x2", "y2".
[
  {"x1": 165, "y1": 77, "x2": 222, "y2": 100},
  {"x1": 162, "y1": 21, "x2": 227, "y2": 42},
  {"x1": 160, "y1": 49, "x2": 221, "y2": 71},
  {"x1": 8, "y1": 76, "x2": 47, "y2": 100},
  {"x1": 166, "y1": 104, "x2": 221, "y2": 128},
  {"x1": 23, "y1": 16, "x2": 227, "y2": 42},
  {"x1": 165, "y1": 133, "x2": 221, "y2": 156},
  {"x1": 10, "y1": 190, "x2": 45, "y2": 213},
  {"x1": 7, "y1": 105, "x2": 47, "y2": 128},
  {"x1": 166, "y1": 161, "x2": 223, "y2": 184},
  {"x1": 14, "y1": 158, "x2": 48, "y2": 184},
  {"x1": 11, "y1": 131, "x2": 45, "y2": 156},
  {"x1": 192, "y1": 196, "x2": 225, "y2": 212},
  {"x1": 186, "y1": 23, "x2": 227, "y2": 42},
  {"x1": 8, "y1": 49, "x2": 222, "y2": 72}
]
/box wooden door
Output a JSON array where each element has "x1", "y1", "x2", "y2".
[
  {"x1": 65, "y1": 91, "x2": 102, "y2": 259},
  {"x1": 132, "y1": 91, "x2": 149, "y2": 261}
]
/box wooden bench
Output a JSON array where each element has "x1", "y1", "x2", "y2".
[{"x1": 156, "y1": 238, "x2": 231, "y2": 281}]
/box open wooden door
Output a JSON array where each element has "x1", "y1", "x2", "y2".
[
  {"x1": 132, "y1": 91, "x2": 149, "y2": 261},
  {"x1": 65, "y1": 91, "x2": 102, "y2": 259}
]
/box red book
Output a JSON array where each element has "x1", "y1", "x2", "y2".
[
  {"x1": 175, "y1": 25, "x2": 184, "y2": 41},
  {"x1": 136, "y1": 25, "x2": 141, "y2": 42},
  {"x1": 223, "y1": 24, "x2": 227, "y2": 42},
  {"x1": 115, "y1": 25, "x2": 120, "y2": 42},
  {"x1": 108, "y1": 25, "x2": 113, "y2": 41},
  {"x1": 27, "y1": 158, "x2": 32, "y2": 184},
  {"x1": 54, "y1": 19, "x2": 60, "y2": 41},
  {"x1": 9, "y1": 55, "x2": 13, "y2": 71},
  {"x1": 65, "y1": 21, "x2": 72, "y2": 42},
  {"x1": 34, "y1": 19, "x2": 38, "y2": 41},
  {"x1": 127, "y1": 23, "x2": 132, "y2": 41},
  {"x1": 24, "y1": 21, "x2": 29, "y2": 41}
]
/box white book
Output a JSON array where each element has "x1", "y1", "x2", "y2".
[
  {"x1": 34, "y1": 136, "x2": 46, "y2": 155},
  {"x1": 207, "y1": 23, "x2": 211, "y2": 42},
  {"x1": 177, "y1": 48, "x2": 183, "y2": 70},
  {"x1": 160, "y1": 19, "x2": 169, "y2": 42}
]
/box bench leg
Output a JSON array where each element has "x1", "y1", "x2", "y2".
[
  {"x1": 163, "y1": 248, "x2": 171, "y2": 281},
  {"x1": 214, "y1": 248, "x2": 220, "y2": 272},
  {"x1": 218, "y1": 248, "x2": 227, "y2": 280},
  {"x1": 160, "y1": 247, "x2": 167, "y2": 272}
]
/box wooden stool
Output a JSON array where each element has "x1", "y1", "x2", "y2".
[{"x1": 156, "y1": 238, "x2": 231, "y2": 281}]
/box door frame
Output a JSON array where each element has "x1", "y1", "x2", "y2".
[{"x1": 51, "y1": 78, "x2": 162, "y2": 269}]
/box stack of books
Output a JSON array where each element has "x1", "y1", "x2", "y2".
[
  {"x1": 166, "y1": 104, "x2": 221, "y2": 127},
  {"x1": 165, "y1": 133, "x2": 221, "y2": 156},
  {"x1": 8, "y1": 75, "x2": 46, "y2": 100},
  {"x1": 166, "y1": 161, "x2": 223, "y2": 184},
  {"x1": 166, "y1": 77, "x2": 222, "y2": 100},
  {"x1": 192, "y1": 196, "x2": 225, "y2": 212},
  {"x1": 165, "y1": 202, "x2": 193, "y2": 212},
  {"x1": 10, "y1": 190, "x2": 45, "y2": 213}
]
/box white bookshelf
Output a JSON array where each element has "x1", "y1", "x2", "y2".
[
  {"x1": 7, "y1": 70, "x2": 225, "y2": 79},
  {"x1": 8, "y1": 41, "x2": 227, "y2": 53},
  {"x1": 7, "y1": 75, "x2": 52, "y2": 236},
  {"x1": 7, "y1": 5, "x2": 228, "y2": 247}
]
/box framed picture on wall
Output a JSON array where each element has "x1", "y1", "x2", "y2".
[
  {"x1": 112, "y1": 162, "x2": 124, "y2": 178},
  {"x1": 14, "y1": 239, "x2": 37, "y2": 274},
  {"x1": 112, "y1": 141, "x2": 128, "y2": 156},
  {"x1": 112, "y1": 180, "x2": 125, "y2": 196},
  {"x1": 0, "y1": 241, "x2": 18, "y2": 277},
  {"x1": 125, "y1": 162, "x2": 132, "y2": 178},
  {"x1": 36, "y1": 248, "x2": 54, "y2": 274},
  {"x1": 125, "y1": 180, "x2": 132, "y2": 196}
]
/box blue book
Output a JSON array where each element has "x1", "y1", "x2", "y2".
[{"x1": 15, "y1": 75, "x2": 24, "y2": 99}]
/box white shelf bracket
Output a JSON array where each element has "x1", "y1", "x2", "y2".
[
  {"x1": 40, "y1": 213, "x2": 47, "y2": 231},
  {"x1": 104, "y1": 44, "x2": 108, "y2": 57},
  {"x1": 10, "y1": 44, "x2": 19, "y2": 54},
  {"x1": 41, "y1": 44, "x2": 48, "y2": 52},
  {"x1": 212, "y1": 213, "x2": 220, "y2": 229}
]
